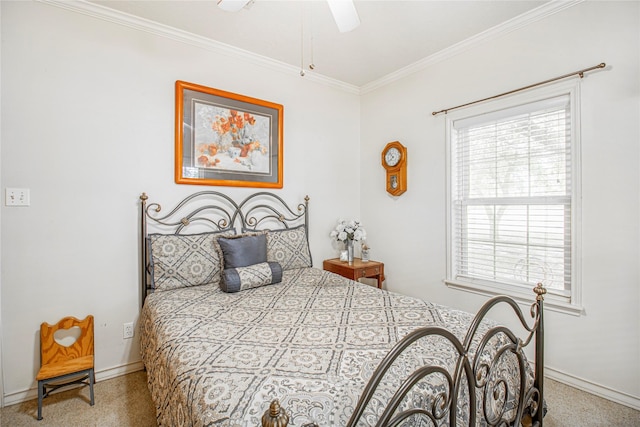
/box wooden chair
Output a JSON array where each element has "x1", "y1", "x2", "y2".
[{"x1": 36, "y1": 315, "x2": 95, "y2": 420}]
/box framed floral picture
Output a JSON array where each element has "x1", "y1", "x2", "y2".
[{"x1": 175, "y1": 80, "x2": 283, "y2": 188}]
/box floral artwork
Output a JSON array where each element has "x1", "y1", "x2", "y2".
[
  {"x1": 193, "y1": 103, "x2": 271, "y2": 174},
  {"x1": 176, "y1": 81, "x2": 283, "y2": 188}
]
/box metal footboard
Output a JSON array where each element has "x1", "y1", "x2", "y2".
[{"x1": 263, "y1": 285, "x2": 546, "y2": 427}]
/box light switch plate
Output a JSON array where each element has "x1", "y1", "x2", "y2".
[{"x1": 5, "y1": 188, "x2": 30, "y2": 206}]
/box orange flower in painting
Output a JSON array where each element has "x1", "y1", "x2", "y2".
[
  {"x1": 210, "y1": 109, "x2": 261, "y2": 154},
  {"x1": 234, "y1": 115, "x2": 244, "y2": 129},
  {"x1": 244, "y1": 112, "x2": 256, "y2": 126},
  {"x1": 212, "y1": 116, "x2": 233, "y2": 135},
  {"x1": 197, "y1": 153, "x2": 221, "y2": 168}
]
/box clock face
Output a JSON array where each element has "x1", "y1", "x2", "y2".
[{"x1": 385, "y1": 147, "x2": 401, "y2": 167}]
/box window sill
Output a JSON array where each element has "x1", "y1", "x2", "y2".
[{"x1": 444, "y1": 279, "x2": 584, "y2": 316}]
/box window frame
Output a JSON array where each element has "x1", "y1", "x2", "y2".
[{"x1": 445, "y1": 80, "x2": 583, "y2": 315}]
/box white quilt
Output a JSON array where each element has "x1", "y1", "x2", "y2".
[{"x1": 140, "y1": 267, "x2": 529, "y2": 426}]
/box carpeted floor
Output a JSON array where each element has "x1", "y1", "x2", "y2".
[
  {"x1": 1, "y1": 370, "x2": 639, "y2": 426},
  {"x1": 0, "y1": 371, "x2": 156, "y2": 427}
]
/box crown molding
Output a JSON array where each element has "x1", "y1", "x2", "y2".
[
  {"x1": 39, "y1": 0, "x2": 581, "y2": 96},
  {"x1": 360, "y1": 0, "x2": 584, "y2": 94},
  {"x1": 38, "y1": 0, "x2": 361, "y2": 95}
]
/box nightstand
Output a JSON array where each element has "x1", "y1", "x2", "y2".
[{"x1": 323, "y1": 258, "x2": 385, "y2": 289}]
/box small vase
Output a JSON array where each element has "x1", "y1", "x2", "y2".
[
  {"x1": 345, "y1": 239, "x2": 354, "y2": 265},
  {"x1": 361, "y1": 247, "x2": 370, "y2": 263}
]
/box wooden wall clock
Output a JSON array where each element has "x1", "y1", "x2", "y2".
[{"x1": 381, "y1": 141, "x2": 407, "y2": 196}]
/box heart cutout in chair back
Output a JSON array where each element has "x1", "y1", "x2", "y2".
[{"x1": 53, "y1": 326, "x2": 81, "y2": 347}]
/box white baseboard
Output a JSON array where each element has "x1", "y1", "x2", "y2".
[
  {"x1": 545, "y1": 366, "x2": 640, "y2": 411},
  {"x1": 94, "y1": 361, "x2": 145, "y2": 382},
  {"x1": 2, "y1": 361, "x2": 144, "y2": 407}
]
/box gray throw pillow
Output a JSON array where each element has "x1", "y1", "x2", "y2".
[
  {"x1": 217, "y1": 233, "x2": 267, "y2": 269},
  {"x1": 220, "y1": 261, "x2": 283, "y2": 293}
]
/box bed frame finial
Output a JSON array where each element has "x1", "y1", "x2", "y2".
[
  {"x1": 262, "y1": 399, "x2": 289, "y2": 427},
  {"x1": 534, "y1": 282, "x2": 547, "y2": 301}
]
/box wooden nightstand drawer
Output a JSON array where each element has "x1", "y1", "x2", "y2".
[
  {"x1": 356, "y1": 265, "x2": 381, "y2": 277},
  {"x1": 323, "y1": 258, "x2": 385, "y2": 289}
]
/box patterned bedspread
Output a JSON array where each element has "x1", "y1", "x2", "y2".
[{"x1": 140, "y1": 267, "x2": 527, "y2": 426}]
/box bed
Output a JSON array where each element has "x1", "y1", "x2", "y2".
[{"x1": 138, "y1": 191, "x2": 545, "y2": 427}]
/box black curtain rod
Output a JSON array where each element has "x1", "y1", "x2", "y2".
[{"x1": 432, "y1": 62, "x2": 607, "y2": 116}]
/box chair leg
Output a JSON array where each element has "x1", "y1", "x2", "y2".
[
  {"x1": 37, "y1": 380, "x2": 44, "y2": 421},
  {"x1": 89, "y1": 369, "x2": 95, "y2": 406}
]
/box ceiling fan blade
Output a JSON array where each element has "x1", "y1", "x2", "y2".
[
  {"x1": 217, "y1": 0, "x2": 252, "y2": 13},
  {"x1": 217, "y1": 0, "x2": 360, "y2": 33},
  {"x1": 327, "y1": 0, "x2": 360, "y2": 33}
]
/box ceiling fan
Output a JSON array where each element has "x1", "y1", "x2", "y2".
[{"x1": 216, "y1": 0, "x2": 361, "y2": 33}]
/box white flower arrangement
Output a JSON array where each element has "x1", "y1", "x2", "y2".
[{"x1": 330, "y1": 219, "x2": 367, "y2": 242}]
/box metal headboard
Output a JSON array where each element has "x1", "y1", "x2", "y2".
[{"x1": 139, "y1": 191, "x2": 309, "y2": 303}]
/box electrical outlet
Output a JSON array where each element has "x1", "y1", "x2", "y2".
[
  {"x1": 5, "y1": 188, "x2": 30, "y2": 206},
  {"x1": 123, "y1": 322, "x2": 134, "y2": 339}
]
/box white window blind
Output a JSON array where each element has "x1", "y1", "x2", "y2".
[{"x1": 450, "y1": 94, "x2": 572, "y2": 295}]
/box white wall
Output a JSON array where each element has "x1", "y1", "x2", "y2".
[
  {"x1": 360, "y1": 1, "x2": 639, "y2": 407},
  {"x1": 2, "y1": 0, "x2": 639, "y2": 412},
  {"x1": 0, "y1": 1, "x2": 360, "y2": 403}
]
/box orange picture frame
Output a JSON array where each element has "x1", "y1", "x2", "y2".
[{"x1": 175, "y1": 80, "x2": 283, "y2": 188}]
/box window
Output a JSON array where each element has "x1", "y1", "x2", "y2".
[{"x1": 446, "y1": 82, "x2": 581, "y2": 313}]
